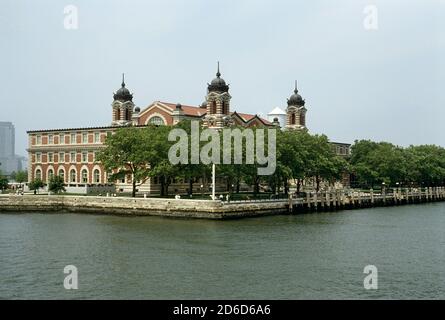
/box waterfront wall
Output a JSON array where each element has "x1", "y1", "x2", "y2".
[
  {"x1": 1, "y1": 187, "x2": 444, "y2": 220},
  {"x1": 0, "y1": 195, "x2": 288, "y2": 219}
]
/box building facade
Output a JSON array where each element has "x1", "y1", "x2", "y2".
[{"x1": 27, "y1": 65, "x2": 350, "y2": 194}]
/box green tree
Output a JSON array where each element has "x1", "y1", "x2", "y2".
[
  {"x1": 404, "y1": 145, "x2": 445, "y2": 186},
  {"x1": 98, "y1": 127, "x2": 151, "y2": 197},
  {"x1": 29, "y1": 178, "x2": 44, "y2": 194},
  {"x1": 217, "y1": 124, "x2": 256, "y2": 195},
  {"x1": 306, "y1": 134, "x2": 348, "y2": 191},
  {"x1": 350, "y1": 140, "x2": 408, "y2": 188},
  {"x1": 15, "y1": 170, "x2": 28, "y2": 189},
  {"x1": 238, "y1": 126, "x2": 276, "y2": 196},
  {"x1": 48, "y1": 175, "x2": 66, "y2": 194},
  {"x1": 276, "y1": 130, "x2": 311, "y2": 193},
  {"x1": 98, "y1": 125, "x2": 173, "y2": 197},
  {"x1": 171, "y1": 120, "x2": 209, "y2": 196},
  {"x1": 150, "y1": 160, "x2": 179, "y2": 196},
  {"x1": 0, "y1": 170, "x2": 9, "y2": 191}
]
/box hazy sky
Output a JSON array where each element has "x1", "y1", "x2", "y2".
[{"x1": 1, "y1": 0, "x2": 444, "y2": 156}]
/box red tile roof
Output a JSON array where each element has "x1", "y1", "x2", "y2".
[
  {"x1": 159, "y1": 101, "x2": 271, "y2": 124},
  {"x1": 159, "y1": 102, "x2": 207, "y2": 117}
]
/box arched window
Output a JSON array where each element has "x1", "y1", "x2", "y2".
[
  {"x1": 93, "y1": 169, "x2": 100, "y2": 184},
  {"x1": 81, "y1": 169, "x2": 88, "y2": 183},
  {"x1": 48, "y1": 169, "x2": 54, "y2": 182},
  {"x1": 116, "y1": 108, "x2": 120, "y2": 121},
  {"x1": 126, "y1": 109, "x2": 131, "y2": 121},
  {"x1": 70, "y1": 169, "x2": 76, "y2": 183},
  {"x1": 211, "y1": 101, "x2": 217, "y2": 114},
  {"x1": 291, "y1": 113, "x2": 296, "y2": 125},
  {"x1": 149, "y1": 116, "x2": 165, "y2": 126},
  {"x1": 36, "y1": 169, "x2": 42, "y2": 180},
  {"x1": 222, "y1": 101, "x2": 226, "y2": 114},
  {"x1": 300, "y1": 113, "x2": 305, "y2": 126},
  {"x1": 58, "y1": 169, "x2": 65, "y2": 181}
]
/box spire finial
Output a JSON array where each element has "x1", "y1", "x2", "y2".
[
  {"x1": 294, "y1": 80, "x2": 298, "y2": 94},
  {"x1": 216, "y1": 61, "x2": 221, "y2": 78},
  {"x1": 122, "y1": 73, "x2": 125, "y2": 87}
]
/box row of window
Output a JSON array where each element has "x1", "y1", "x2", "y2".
[
  {"x1": 35, "y1": 168, "x2": 102, "y2": 184},
  {"x1": 34, "y1": 132, "x2": 106, "y2": 145},
  {"x1": 35, "y1": 169, "x2": 205, "y2": 185},
  {"x1": 34, "y1": 151, "x2": 98, "y2": 164},
  {"x1": 335, "y1": 146, "x2": 350, "y2": 155}
]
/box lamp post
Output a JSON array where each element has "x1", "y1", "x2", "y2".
[
  {"x1": 212, "y1": 163, "x2": 216, "y2": 200},
  {"x1": 210, "y1": 124, "x2": 225, "y2": 201}
]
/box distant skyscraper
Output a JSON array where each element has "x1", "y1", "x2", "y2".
[
  {"x1": 0, "y1": 122, "x2": 23, "y2": 174},
  {"x1": 0, "y1": 122, "x2": 15, "y2": 157}
]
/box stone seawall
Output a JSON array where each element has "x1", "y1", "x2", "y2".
[{"x1": 0, "y1": 195, "x2": 288, "y2": 219}]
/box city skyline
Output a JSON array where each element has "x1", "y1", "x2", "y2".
[{"x1": 1, "y1": 0, "x2": 444, "y2": 155}]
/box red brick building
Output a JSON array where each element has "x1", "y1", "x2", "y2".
[
  {"x1": 27, "y1": 68, "x2": 276, "y2": 194},
  {"x1": 27, "y1": 66, "x2": 350, "y2": 194}
]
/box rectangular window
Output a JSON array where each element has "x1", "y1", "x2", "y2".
[
  {"x1": 94, "y1": 132, "x2": 100, "y2": 143},
  {"x1": 48, "y1": 134, "x2": 53, "y2": 144},
  {"x1": 82, "y1": 133, "x2": 88, "y2": 144},
  {"x1": 36, "y1": 135, "x2": 42, "y2": 145},
  {"x1": 71, "y1": 133, "x2": 76, "y2": 144},
  {"x1": 82, "y1": 151, "x2": 88, "y2": 163},
  {"x1": 48, "y1": 152, "x2": 54, "y2": 163},
  {"x1": 60, "y1": 133, "x2": 65, "y2": 144},
  {"x1": 36, "y1": 153, "x2": 41, "y2": 163},
  {"x1": 59, "y1": 152, "x2": 65, "y2": 163},
  {"x1": 70, "y1": 152, "x2": 76, "y2": 163}
]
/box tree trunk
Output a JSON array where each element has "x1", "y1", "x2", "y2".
[
  {"x1": 132, "y1": 174, "x2": 136, "y2": 198},
  {"x1": 160, "y1": 178, "x2": 165, "y2": 197},
  {"x1": 164, "y1": 180, "x2": 170, "y2": 196},
  {"x1": 316, "y1": 176, "x2": 320, "y2": 192},
  {"x1": 284, "y1": 180, "x2": 289, "y2": 195},
  {"x1": 253, "y1": 176, "x2": 260, "y2": 196},
  {"x1": 188, "y1": 178, "x2": 193, "y2": 196},
  {"x1": 161, "y1": 177, "x2": 170, "y2": 197}
]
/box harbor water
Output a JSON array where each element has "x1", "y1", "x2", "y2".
[{"x1": 1, "y1": 203, "x2": 444, "y2": 299}]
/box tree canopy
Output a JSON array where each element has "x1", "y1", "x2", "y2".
[
  {"x1": 15, "y1": 171, "x2": 28, "y2": 186},
  {"x1": 29, "y1": 178, "x2": 44, "y2": 193},
  {"x1": 97, "y1": 121, "x2": 350, "y2": 196},
  {"x1": 48, "y1": 175, "x2": 66, "y2": 194},
  {"x1": 97, "y1": 121, "x2": 445, "y2": 196},
  {"x1": 350, "y1": 140, "x2": 445, "y2": 188},
  {"x1": 97, "y1": 125, "x2": 174, "y2": 197}
]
